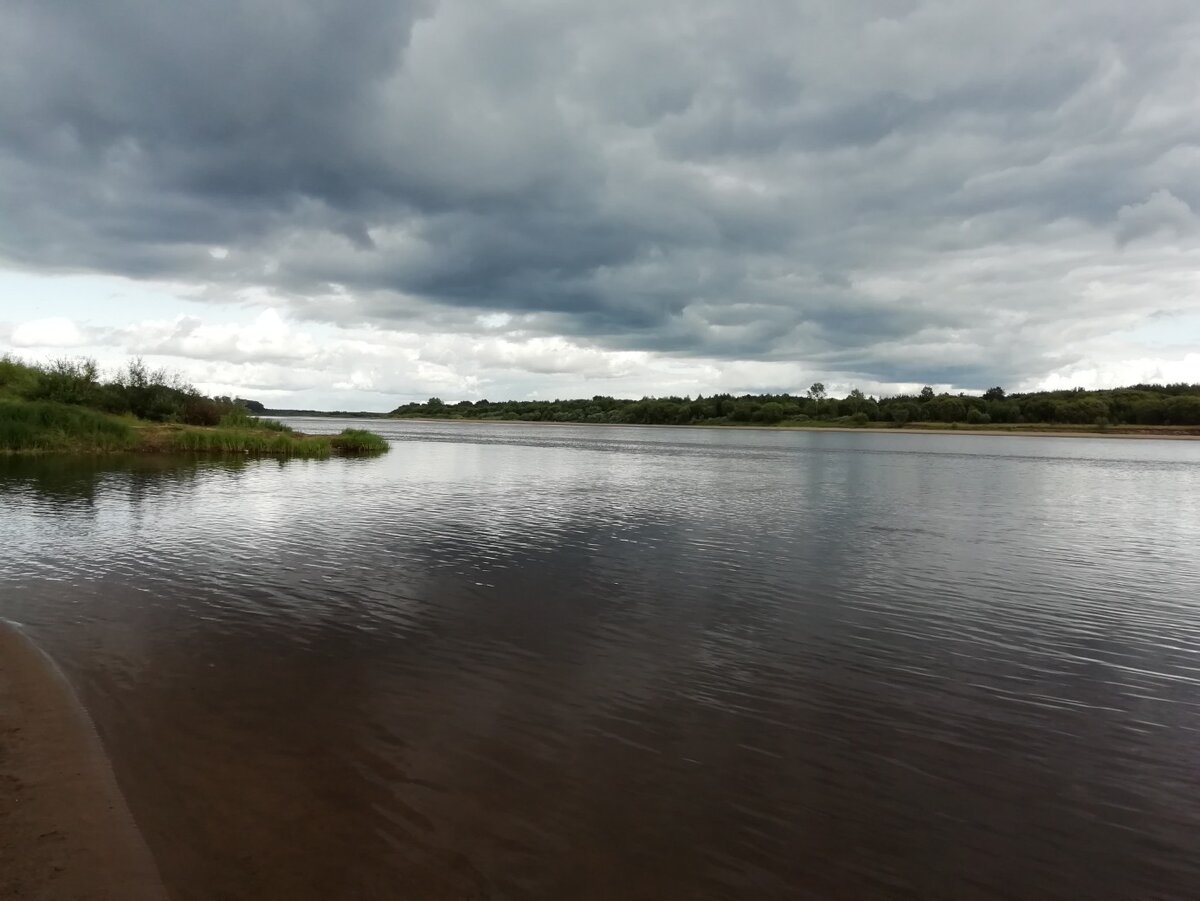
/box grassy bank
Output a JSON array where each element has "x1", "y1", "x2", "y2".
[
  {"x1": 329, "y1": 428, "x2": 390, "y2": 453},
  {"x1": 140, "y1": 424, "x2": 335, "y2": 458},
  {"x1": 1, "y1": 400, "x2": 388, "y2": 457},
  {"x1": 0, "y1": 401, "x2": 136, "y2": 453},
  {"x1": 0, "y1": 356, "x2": 388, "y2": 457}
]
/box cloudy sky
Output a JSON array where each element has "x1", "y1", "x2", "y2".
[{"x1": 2, "y1": 0, "x2": 1199, "y2": 409}]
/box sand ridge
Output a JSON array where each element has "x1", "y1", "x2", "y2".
[{"x1": 0, "y1": 620, "x2": 167, "y2": 901}]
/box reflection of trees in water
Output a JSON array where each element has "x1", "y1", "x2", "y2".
[{"x1": 0, "y1": 455, "x2": 301, "y2": 508}]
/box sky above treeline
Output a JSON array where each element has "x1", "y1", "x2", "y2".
[{"x1": 2, "y1": 0, "x2": 1199, "y2": 410}]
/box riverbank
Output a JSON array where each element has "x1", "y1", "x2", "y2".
[
  {"x1": 388, "y1": 416, "x2": 1200, "y2": 440},
  {"x1": 0, "y1": 400, "x2": 388, "y2": 456},
  {"x1": 0, "y1": 621, "x2": 166, "y2": 900}
]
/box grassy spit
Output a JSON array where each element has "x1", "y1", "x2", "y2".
[
  {"x1": 1, "y1": 356, "x2": 387, "y2": 457},
  {"x1": 329, "y1": 428, "x2": 390, "y2": 453},
  {"x1": 1, "y1": 401, "x2": 388, "y2": 457}
]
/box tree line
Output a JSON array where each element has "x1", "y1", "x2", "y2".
[
  {"x1": 0, "y1": 356, "x2": 263, "y2": 426},
  {"x1": 391, "y1": 382, "x2": 1200, "y2": 427}
]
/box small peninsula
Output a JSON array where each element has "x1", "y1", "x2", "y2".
[{"x1": 0, "y1": 357, "x2": 388, "y2": 456}]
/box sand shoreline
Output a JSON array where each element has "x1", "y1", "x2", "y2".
[{"x1": 0, "y1": 621, "x2": 167, "y2": 901}]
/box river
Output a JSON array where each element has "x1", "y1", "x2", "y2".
[{"x1": 2, "y1": 420, "x2": 1199, "y2": 899}]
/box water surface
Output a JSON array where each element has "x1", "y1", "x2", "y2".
[{"x1": 2, "y1": 422, "x2": 1200, "y2": 899}]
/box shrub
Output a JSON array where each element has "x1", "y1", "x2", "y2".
[
  {"x1": 27, "y1": 358, "x2": 103, "y2": 407},
  {"x1": 329, "y1": 428, "x2": 388, "y2": 453},
  {"x1": 112, "y1": 358, "x2": 193, "y2": 421},
  {"x1": 181, "y1": 396, "x2": 224, "y2": 426},
  {"x1": 0, "y1": 355, "x2": 41, "y2": 399}
]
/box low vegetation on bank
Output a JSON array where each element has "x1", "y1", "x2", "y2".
[
  {"x1": 0, "y1": 356, "x2": 388, "y2": 456},
  {"x1": 329, "y1": 428, "x2": 390, "y2": 453},
  {"x1": 0, "y1": 400, "x2": 136, "y2": 453},
  {"x1": 391, "y1": 382, "x2": 1200, "y2": 433}
]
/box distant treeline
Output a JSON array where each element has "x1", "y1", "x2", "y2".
[
  {"x1": 261, "y1": 408, "x2": 383, "y2": 419},
  {"x1": 391, "y1": 383, "x2": 1200, "y2": 427}
]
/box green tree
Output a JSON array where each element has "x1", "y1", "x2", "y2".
[
  {"x1": 757, "y1": 402, "x2": 785, "y2": 423},
  {"x1": 967, "y1": 408, "x2": 991, "y2": 425},
  {"x1": 928, "y1": 396, "x2": 967, "y2": 422},
  {"x1": 1164, "y1": 395, "x2": 1200, "y2": 425},
  {"x1": 29, "y1": 358, "x2": 101, "y2": 407}
]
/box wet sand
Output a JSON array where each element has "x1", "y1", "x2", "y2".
[{"x1": 0, "y1": 621, "x2": 166, "y2": 901}]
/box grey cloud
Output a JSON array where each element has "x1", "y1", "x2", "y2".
[
  {"x1": 1115, "y1": 190, "x2": 1198, "y2": 246},
  {"x1": 3, "y1": 0, "x2": 1200, "y2": 392}
]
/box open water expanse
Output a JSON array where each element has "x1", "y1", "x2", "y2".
[{"x1": 2, "y1": 420, "x2": 1200, "y2": 900}]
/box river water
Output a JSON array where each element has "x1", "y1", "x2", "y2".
[{"x1": 2, "y1": 421, "x2": 1199, "y2": 900}]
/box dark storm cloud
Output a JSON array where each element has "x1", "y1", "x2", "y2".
[{"x1": 2, "y1": 0, "x2": 1199, "y2": 389}]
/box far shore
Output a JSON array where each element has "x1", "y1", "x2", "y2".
[
  {"x1": 376, "y1": 416, "x2": 1200, "y2": 440},
  {"x1": 0, "y1": 621, "x2": 167, "y2": 900}
]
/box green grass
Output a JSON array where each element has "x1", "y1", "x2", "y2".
[
  {"x1": 164, "y1": 426, "x2": 388, "y2": 457},
  {"x1": 218, "y1": 408, "x2": 296, "y2": 433},
  {"x1": 330, "y1": 428, "x2": 390, "y2": 453},
  {"x1": 1, "y1": 400, "x2": 390, "y2": 457},
  {"x1": 0, "y1": 400, "x2": 136, "y2": 452},
  {"x1": 166, "y1": 428, "x2": 334, "y2": 458}
]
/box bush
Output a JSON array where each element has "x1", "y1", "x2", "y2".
[
  {"x1": 112, "y1": 358, "x2": 192, "y2": 421},
  {"x1": 27, "y1": 358, "x2": 103, "y2": 407},
  {"x1": 181, "y1": 396, "x2": 224, "y2": 426},
  {"x1": 0, "y1": 355, "x2": 41, "y2": 399},
  {"x1": 329, "y1": 428, "x2": 388, "y2": 453}
]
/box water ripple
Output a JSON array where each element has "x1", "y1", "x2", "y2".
[{"x1": 2, "y1": 425, "x2": 1200, "y2": 899}]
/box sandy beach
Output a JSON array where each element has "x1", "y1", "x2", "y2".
[{"x1": 0, "y1": 621, "x2": 166, "y2": 901}]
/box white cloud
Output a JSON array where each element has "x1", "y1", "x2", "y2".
[
  {"x1": 117, "y1": 309, "x2": 321, "y2": 363},
  {"x1": 1032, "y1": 353, "x2": 1200, "y2": 391},
  {"x1": 10, "y1": 317, "x2": 91, "y2": 348}
]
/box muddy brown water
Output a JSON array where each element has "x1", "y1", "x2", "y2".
[{"x1": 2, "y1": 421, "x2": 1200, "y2": 899}]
